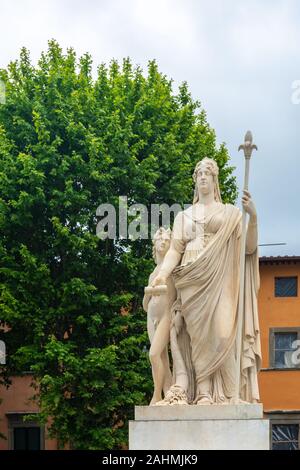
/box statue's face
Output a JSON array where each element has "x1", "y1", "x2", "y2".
[
  {"x1": 155, "y1": 233, "x2": 171, "y2": 256},
  {"x1": 196, "y1": 164, "x2": 214, "y2": 196}
]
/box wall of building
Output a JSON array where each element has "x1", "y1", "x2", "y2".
[
  {"x1": 0, "y1": 375, "x2": 58, "y2": 450},
  {"x1": 258, "y1": 262, "x2": 300, "y2": 411}
]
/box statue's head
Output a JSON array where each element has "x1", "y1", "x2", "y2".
[
  {"x1": 192, "y1": 157, "x2": 222, "y2": 204},
  {"x1": 152, "y1": 227, "x2": 172, "y2": 264}
]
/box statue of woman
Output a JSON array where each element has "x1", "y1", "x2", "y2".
[
  {"x1": 143, "y1": 227, "x2": 176, "y2": 405},
  {"x1": 151, "y1": 157, "x2": 261, "y2": 405}
]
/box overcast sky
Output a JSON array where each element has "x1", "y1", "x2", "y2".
[{"x1": 1, "y1": 0, "x2": 299, "y2": 256}]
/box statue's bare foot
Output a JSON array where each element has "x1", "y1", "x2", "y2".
[
  {"x1": 194, "y1": 393, "x2": 213, "y2": 405},
  {"x1": 229, "y1": 397, "x2": 251, "y2": 405},
  {"x1": 150, "y1": 395, "x2": 162, "y2": 406}
]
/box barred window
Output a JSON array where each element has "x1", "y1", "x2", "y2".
[
  {"x1": 275, "y1": 277, "x2": 297, "y2": 297},
  {"x1": 272, "y1": 423, "x2": 299, "y2": 450}
]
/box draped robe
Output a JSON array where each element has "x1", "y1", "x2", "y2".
[{"x1": 170, "y1": 203, "x2": 261, "y2": 403}]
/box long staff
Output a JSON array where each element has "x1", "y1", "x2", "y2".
[{"x1": 234, "y1": 131, "x2": 257, "y2": 402}]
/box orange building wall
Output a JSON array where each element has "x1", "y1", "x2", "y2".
[
  {"x1": 0, "y1": 375, "x2": 58, "y2": 450},
  {"x1": 258, "y1": 262, "x2": 300, "y2": 411}
]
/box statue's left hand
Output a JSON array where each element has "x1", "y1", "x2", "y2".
[{"x1": 242, "y1": 190, "x2": 257, "y2": 217}]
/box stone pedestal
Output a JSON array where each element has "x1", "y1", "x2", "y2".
[{"x1": 129, "y1": 404, "x2": 269, "y2": 450}]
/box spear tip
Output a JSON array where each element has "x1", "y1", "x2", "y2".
[
  {"x1": 245, "y1": 130, "x2": 253, "y2": 144},
  {"x1": 239, "y1": 130, "x2": 257, "y2": 156}
]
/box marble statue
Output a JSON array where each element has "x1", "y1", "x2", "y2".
[
  {"x1": 147, "y1": 157, "x2": 261, "y2": 405},
  {"x1": 143, "y1": 227, "x2": 176, "y2": 405}
]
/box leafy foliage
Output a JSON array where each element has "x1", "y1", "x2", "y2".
[{"x1": 0, "y1": 40, "x2": 237, "y2": 449}]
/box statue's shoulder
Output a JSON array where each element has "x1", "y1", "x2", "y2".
[
  {"x1": 173, "y1": 207, "x2": 187, "y2": 223},
  {"x1": 149, "y1": 266, "x2": 159, "y2": 280},
  {"x1": 224, "y1": 203, "x2": 242, "y2": 220},
  {"x1": 181, "y1": 205, "x2": 193, "y2": 216}
]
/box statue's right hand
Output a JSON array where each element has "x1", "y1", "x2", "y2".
[{"x1": 151, "y1": 274, "x2": 167, "y2": 287}]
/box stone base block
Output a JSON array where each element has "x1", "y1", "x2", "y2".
[{"x1": 129, "y1": 404, "x2": 269, "y2": 450}]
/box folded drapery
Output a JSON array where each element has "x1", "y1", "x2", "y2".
[{"x1": 169, "y1": 203, "x2": 261, "y2": 404}]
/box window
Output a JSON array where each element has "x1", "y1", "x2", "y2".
[
  {"x1": 275, "y1": 277, "x2": 297, "y2": 297},
  {"x1": 7, "y1": 413, "x2": 44, "y2": 450},
  {"x1": 266, "y1": 413, "x2": 300, "y2": 450},
  {"x1": 274, "y1": 332, "x2": 298, "y2": 368},
  {"x1": 14, "y1": 427, "x2": 41, "y2": 450},
  {"x1": 269, "y1": 328, "x2": 300, "y2": 369},
  {"x1": 272, "y1": 423, "x2": 299, "y2": 450}
]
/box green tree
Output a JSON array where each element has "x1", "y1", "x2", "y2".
[{"x1": 0, "y1": 40, "x2": 237, "y2": 449}]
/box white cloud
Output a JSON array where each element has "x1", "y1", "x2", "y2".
[
  {"x1": 0, "y1": 0, "x2": 299, "y2": 254},
  {"x1": 229, "y1": 1, "x2": 300, "y2": 66},
  {"x1": 131, "y1": 0, "x2": 196, "y2": 49}
]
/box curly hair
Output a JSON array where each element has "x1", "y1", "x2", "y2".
[
  {"x1": 152, "y1": 227, "x2": 172, "y2": 264},
  {"x1": 192, "y1": 157, "x2": 222, "y2": 203}
]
